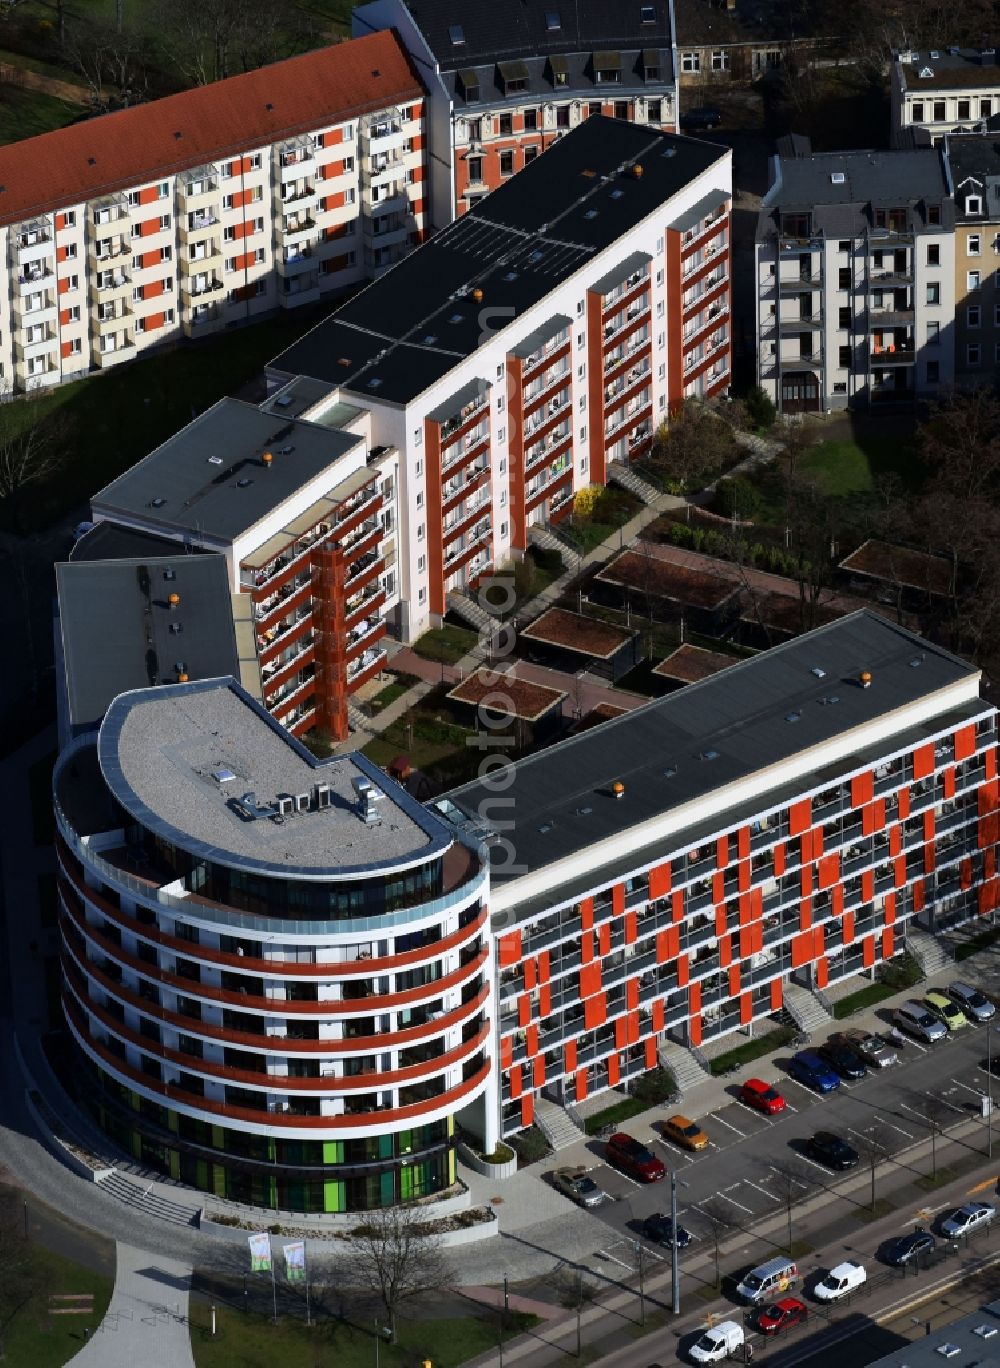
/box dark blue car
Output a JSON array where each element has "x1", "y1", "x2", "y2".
[{"x1": 788, "y1": 1050, "x2": 841, "y2": 1094}]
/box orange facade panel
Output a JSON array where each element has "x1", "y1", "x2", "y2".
[
  {"x1": 770, "y1": 978, "x2": 783, "y2": 1011},
  {"x1": 564, "y1": 1040, "x2": 577, "y2": 1073},
  {"x1": 580, "y1": 961, "x2": 602, "y2": 999},
  {"x1": 522, "y1": 1093, "x2": 534, "y2": 1127},
  {"x1": 649, "y1": 862, "x2": 671, "y2": 898},
  {"x1": 788, "y1": 798, "x2": 811, "y2": 836},
  {"x1": 851, "y1": 771, "x2": 874, "y2": 807},
  {"x1": 954, "y1": 724, "x2": 976, "y2": 762},
  {"x1": 498, "y1": 930, "x2": 521, "y2": 967},
  {"x1": 717, "y1": 834, "x2": 729, "y2": 868},
  {"x1": 580, "y1": 897, "x2": 594, "y2": 930},
  {"x1": 583, "y1": 993, "x2": 607, "y2": 1029},
  {"x1": 576, "y1": 1068, "x2": 588, "y2": 1101},
  {"x1": 607, "y1": 1054, "x2": 621, "y2": 1087},
  {"x1": 737, "y1": 826, "x2": 751, "y2": 859},
  {"x1": 912, "y1": 743, "x2": 935, "y2": 780},
  {"x1": 817, "y1": 853, "x2": 840, "y2": 889}
]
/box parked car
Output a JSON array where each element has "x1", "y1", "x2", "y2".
[
  {"x1": 552, "y1": 1167, "x2": 606, "y2": 1208},
  {"x1": 883, "y1": 1229, "x2": 936, "y2": 1266},
  {"x1": 834, "y1": 1029, "x2": 897, "y2": 1069},
  {"x1": 754, "y1": 1297, "x2": 809, "y2": 1336},
  {"x1": 925, "y1": 990, "x2": 970, "y2": 1032},
  {"x1": 680, "y1": 106, "x2": 723, "y2": 130},
  {"x1": 643, "y1": 1213, "x2": 691, "y2": 1248},
  {"x1": 894, "y1": 1000, "x2": 948, "y2": 1044},
  {"x1": 817, "y1": 1040, "x2": 868, "y2": 1080},
  {"x1": 788, "y1": 1050, "x2": 841, "y2": 1094},
  {"x1": 806, "y1": 1131, "x2": 860, "y2": 1171},
  {"x1": 947, "y1": 981, "x2": 996, "y2": 1023},
  {"x1": 689, "y1": 1320, "x2": 744, "y2": 1363},
  {"x1": 661, "y1": 1114, "x2": 709, "y2": 1152},
  {"x1": 941, "y1": 1202, "x2": 995, "y2": 1238},
  {"x1": 740, "y1": 1078, "x2": 787, "y2": 1115},
  {"x1": 813, "y1": 1259, "x2": 867, "y2": 1301},
  {"x1": 606, "y1": 1132, "x2": 666, "y2": 1183}
]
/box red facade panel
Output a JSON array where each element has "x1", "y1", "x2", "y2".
[
  {"x1": 913, "y1": 743, "x2": 935, "y2": 780},
  {"x1": 649, "y1": 862, "x2": 671, "y2": 898},
  {"x1": 851, "y1": 771, "x2": 874, "y2": 807},
  {"x1": 583, "y1": 994, "x2": 607, "y2": 1028},
  {"x1": 607, "y1": 1054, "x2": 621, "y2": 1087},
  {"x1": 498, "y1": 930, "x2": 521, "y2": 966},
  {"x1": 580, "y1": 897, "x2": 594, "y2": 930},
  {"x1": 773, "y1": 843, "x2": 786, "y2": 876},
  {"x1": 789, "y1": 798, "x2": 812, "y2": 836},
  {"x1": 954, "y1": 724, "x2": 976, "y2": 762},
  {"x1": 717, "y1": 834, "x2": 729, "y2": 868}
]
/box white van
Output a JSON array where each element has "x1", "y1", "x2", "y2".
[
  {"x1": 690, "y1": 1320, "x2": 745, "y2": 1363},
  {"x1": 735, "y1": 1255, "x2": 798, "y2": 1304},
  {"x1": 894, "y1": 1000, "x2": 947, "y2": 1044}
]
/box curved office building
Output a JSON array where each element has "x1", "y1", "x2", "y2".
[{"x1": 53, "y1": 678, "x2": 493, "y2": 1213}]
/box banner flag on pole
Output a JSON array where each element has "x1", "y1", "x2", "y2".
[
  {"x1": 249, "y1": 1232, "x2": 272, "y2": 1272},
  {"x1": 283, "y1": 1241, "x2": 306, "y2": 1282}
]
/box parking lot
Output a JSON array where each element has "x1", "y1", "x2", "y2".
[{"x1": 549, "y1": 1010, "x2": 1000, "y2": 1268}]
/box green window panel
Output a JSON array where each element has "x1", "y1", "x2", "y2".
[
  {"x1": 448, "y1": 1149, "x2": 457, "y2": 1186},
  {"x1": 447, "y1": 1115, "x2": 455, "y2": 1136},
  {"x1": 168, "y1": 1150, "x2": 180, "y2": 1180},
  {"x1": 379, "y1": 1134, "x2": 393, "y2": 1160},
  {"x1": 322, "y1": 1141, "x2": 344, "y2": 1165},
  {"x1": 324, "y1": 1181, "x2": 345, "y2": 1212},
  {"x1": 380, "y1": 1170, "x2": 395, "y2": 1206},
  {"x1": 196, "y1": 1160, "x2": 210, "y2": 1192},
  {"x1": 211, "y1": 1125, "x2": 225, "y2": 1150},
  {"x1": 167, "y1": 1110, "x2": 179, "y2": 1134},
  {"x1": 130, "y1": 1131, "x2": 142, "y2": 1160},
  {"x1": 212, "y1": 1164, "x2": 227, "y2": 1197}
]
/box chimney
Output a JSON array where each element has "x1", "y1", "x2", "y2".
[{"x1": 168, "y1": 592, "x2": 180, "y2": 609}]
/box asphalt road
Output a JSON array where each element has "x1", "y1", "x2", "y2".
[{"x1": 578, "y1": 1018, "x2": 1000, "y2": 1266}]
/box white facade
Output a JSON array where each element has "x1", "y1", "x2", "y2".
[{"x1": 891, "y1": 50, "x2": 1000, "y2": 147}]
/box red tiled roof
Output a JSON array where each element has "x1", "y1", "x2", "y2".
[{"x1": 0, "y1": 31, "x2": 423, "y2": 227}]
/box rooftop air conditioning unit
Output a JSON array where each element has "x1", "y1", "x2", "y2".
[{"x1": 277, "y1": 795, "x2": 295, "y2": 817}]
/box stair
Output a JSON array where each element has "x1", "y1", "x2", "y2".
[
  {"x1": 446, "y1": 589, "x2": 493, "y2": 637},
  {"x1": 528, "y1": 524, "x2": 579, "y2": 573},
  {"x1": 905, "y1": 927, "x2": 950, "y2": 979},
  {"x1": 607, "y1": 460, "x2": 661, "y2": 507},
  {"x1": 658, "y1": 1039, "x2": 709, "y2": 1096},
  {"x1": 347, "y1": 702, "x2": 369, "y2": 733},
  {"x1": 782, "y1": 981, "x2": 832, "y2": 1038},
  {"x1": 534, "y1": 1095, "x2": 585, "y2": 1152},
  {"x1": 96, "y1": 1170, "x2": 199, "y2": 1226}
]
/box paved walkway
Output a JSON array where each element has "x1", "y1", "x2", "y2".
[
  {"x1": 65, "y1": 1244, "x2": 194, "y2": 1368},
  {"x1": 337, "y1": 490, "x2": 687, "y2": 753}
]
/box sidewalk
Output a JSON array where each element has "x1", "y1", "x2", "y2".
[
  {"x1": 337, "y1": 490, "x2": 687, "y2": 752},
  {"x1": 64, "y1": 1244, "x2": 194, "y2": 1368}
]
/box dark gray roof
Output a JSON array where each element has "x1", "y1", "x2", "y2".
[
  {"x1": 898, "y1": 47, "x2": 1000, "y2": 90},
  {"x1": 269, "y1": 118, "x2": 728, "y2": 407},
  {"x1": 445, "y1": 611, "x2": 979, "y2": 890},
  {"x1": 864, "y1": 1297, "x2": 1000, "y2": 1368},
  {"x1": 71, "y1": 522, "x2": 203, "y2": 563},
  {"x1": 384, "y1": 0, "x2": 674, "y2": 71},
  {"x1": 91, "y1": 398, "x2": 365, "y2": 543},
  {"x1": 945, "y1": 132, "x2": 1000, "y2": 220},
  {"x1": 758, "y1": 147, "x2": 952, "y2": 239},
  {"x1": 56, "y1": 554, "x2": 239, "y2": 735}
]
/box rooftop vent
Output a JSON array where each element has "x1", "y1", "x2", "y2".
[
  {"x1": 207, "y1": 454, "x2": 223, "y2": 465},
  {"x1": 448, "y1": 23, "x2": 465, "y2": 45},
  {"x1": 237, "y1": 477, "x2": 253, "y2": 487},
  {"x1": 212, "y1": 767, "x2": 236, "y2": 783},
  {"x1": 575, "y1": 805, "x2": 593, "y2": 815},
  {"x1": 278, "y1": 445, "x2": 294, "y2": 455},
  {"x1": 612, "y1": 781, "x2": 625, "y2": 799},
  {"x1": 163, "y1": 569, "x2": 176, "y2": 581},
  {"x1": 368, "y1": 377, "x2": 382, "y2": 389},
  {"x1": 661, "y1": 147, "x2": 676, "y2": 158},
  {"x1": 151, "y1": 496, "x2": 166, "y2": 508},
  {"x1": 538, "y1": 821, "x2": 555, "y2": 833},
  {"x1": 936, "y1": 1347, "x2": 961, "y2": 1360},
  {"x1": 337, "y1": 357, "x2": 352, "y2": 366},
  {"x1": 640, "y1": 4, "x2": 656, "y2": 21},
  {"x1": 471, "y1": 287, "x2": 484, "y2": 303},
  {"x1": 610, "y1": 188, "x2": 625, "y2": 199},
  {"x1": 859, "y1": 671, "x2": 873, "y2": 688},
  {"x1": 664, "y1": 765, "x2": 678, "y2": 777},
  {"x1": 632, "y1": 163, "x2": 644, "y2": 179},
  {"x1": 585, "y1": 209, "x2": 599, "y2": 219},
  {"x1": 973, "y1": 1326, "x2": 998, "y2": 1340},
  {"x1": 830, "y1": 172, "x2": 846, "y2": 185},
  {"x1": 919, "y1": 66, "x2": 935, "y2": 77},
  {"x1": 503, "y1": 270, "x2": 518, "y2": 281},
  {"x1": 700, "y1": 750, "x2": 719, "y2": 761},
  {"x1": 352, "y1": 775, "x2": 383, "y2": 824},
  {"x1": 177, "y1": 671, "x2": 189, "y2": 683},
  {"x1": 168, "y1": 622, "x2": 182, "y2": 635},
  {"x1": 785, "y1": 711, "x2": 802, "y2": 723},
  {"x1": 910, "y1": 656, "x2": 924, "y2": 667},
  {"x1": 811, "y1": 666, "x2": 826, "y2": 678},
  {"x1": 449, "y1": 313, "x2": 463, "y2": 323},
  {"x1": 174, "y1": 660, "x2": 186, "y2": 673},
  {"x1": 422, "y1": 333, "x2": 438, "y2": 344},
  {"x1": 819, "y1": 694, "x2": 840, "y2": 705}
]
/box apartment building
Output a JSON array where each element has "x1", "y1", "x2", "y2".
[
  {"x1": 268, "y1": 116, "x2": 731, "y2": 643},
  {"x1": 353, "y1": 0, "x2": 679, "y2": 227},
  {"x1": 0, "y1": 32, "x2": 426, "y2": 393},
  {"x1": 673, "y1": 0, "x2": 840, "y2": 88},
  {"x1": 946, "y1": 134, "x2": 1000, "y2": 383},
  {"x1": 86, "y1": 397, "x2": 399, "y2": 743},
  {"x1": 54, "y1": 676, "x2": 492, "y2": 1211},
  {"x1": 755, "y1": 145, "x2": 955, "y2": 414},
  {"x1": 446, "y1": 611, "x2": 999, "y2": 1133},
  {"x1": 892, "y1": 46, "x2": 1000, "y2": 146}
]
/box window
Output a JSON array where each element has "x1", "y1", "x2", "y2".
[
  {"x1": 498, "y1": 113, "x2": 512, "y2": 136},
  {"x1": 838, "y1": 267, "x2": 851, "y2": 289},
  {"x1": 497, "y1": 395, "x2": 504, "y2": 411},
  {"x1": 467, "y1": 156, "x2": 483, "y2": 184},
  {"x1": 524, "y1": 109, "x2": 538, "y2": 130},
  {"x1": 614, "y1": 101, "x2": 629, "y2": 120},
  {"x1": 967, "y1": 195, "x2": 982, "y2": 215},
  {"x1": 926, "y1": 243, "x2": 940, "y2": 266},
  {"x1": 995, "y1": 304, "x2": 1000, "y2": 328},
  {"x1": 968, "y1": 305, "x2": 981, "y2": 328},
  {"x1": 65, "y1": 305, "x2": 80, "y2": 322},
  {"x1": 838, "y1": 345, "x2": 851, "y2": 367},
  {"x1": 928, "y1": 204, "x2": 941, "y2": 225},
  {"x1": 499, "y1": 150, "x2": 514, "y2": 177},
  {"x1": 656, "y1": 299, "x2": 664, "y2": 317},
  {"x1": 344, "y1": 188, "x2": 355, "y2": 206},
  {"x1": 158, "y1": 214, "x2": 170, "y2": 231},
  {"x1": 656, "y1": 235, "x2": 664, "y2": 254},
  {"x1": 833, "y1": 382, "x2": 847, "y2": 393},
  {"x1": 981, "y1": 100, "x2": 993, "y2": 118},
  {"x1": 63, "y1": 242, "x2": 77, "y2": 259},
  {"x1": 657, "y1": 331, "x2": 665, "y2": 348},
  {"x1": 838, "y1": 307, "x2": 851, "y2": 328},
  {"x1": 416, "y1": 491, "x2": 423, "y2": 508},
  {"x1": 579, "y1": 427, "x2": 587, "y2": 442},
  {"x1": 912, "y1": 101, "x2": 924, "y2": 121},
  {"x1": 498, "y1": 427, "x2": 505, "y2": 442},
  {"x1": 341, "y1": 129, "x2": 352, "y2": 145},
  {"x1": 967, "y1": 343, "x2": 981, "y2": 366},
  {"x1": 66, "y1": 337, "x2": 81, "y2": 356},
  {"x1": 711, "y1": 51, "x2": 730, "y2": 71},
  {"x1": 589, "y1": 101, "x2": 602, "y2": 117},
  {"x1": 968, "y1": 234, "x2": 981, "y2": 255},
  {"x1": 839, "y1": 240, "x2": 850, "y2": 252},
  {"x1": 681, "y1": 52, "x2": 700, "y2": 72},
  {"x1": 127, "y1": 190, "x2": 140, "y2": 207},
  {"x1": 62, "y1": 210, "x2": 76, "y2": 227},
  {"x1": 524, "y1": 146, "x2": 539, "y2": 164},
  {"x1": 577, "y1": 332, "x2": 585, "y2": 347},
  {"x1": 417, "y1": 555, "x2": 426, "y2": 573},
  {"x1": 968, "y1": 270, "x2": 981, "y2": 290},
  {"x1": 926, "y1": 282, "x2": 940, "y2": 304},
  {"x1": 958, "y1": 99, "x2": 971, "y2": 119},
  {"x1": 578, "y1": 394, "x2": 586, "y2": 409},
  {"x1": 417, "y1": 523, "x2": 425, "y2": 541},
  {"x1": 157, "y1": 181, "x2": 169, "y2": 199},
  {"x1": 927, "y1": 321, "x2": 940, "y2": 344},
  {"x1": 933, "y1": 101, "x2": 946, "y2": 121},
  {"x1": 647, "y1": 99, "x2": 661, "y2": 122},
  {"x1": 656, "y1": 268, "x2": 664, "y2": 285},
  {"x1": 556, "y1": 105, "x2": 570, "y2": 128}
]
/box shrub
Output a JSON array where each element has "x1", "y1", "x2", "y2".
[
  {"x1": 631, "y1": 1067, "x2": 677, "y2": 1106},
  {"x1": 745, "y1": 386, "x2": 776, "y2": 431},
  {"x1": 573, "y1": 485, "x2": 603, "y2": 517},
  {"x1": 714, "y1": 475, "x2": 760, "y2": 520},
  {"x1": 691, "y1": 528, "x2": 705, "y2": 552},
  {"x1": 479, "y1": 1143, "x2": 516, "y2": 1164},
  {"x1": 670, "y1": 522, "x2": 694, "y2": 547}
]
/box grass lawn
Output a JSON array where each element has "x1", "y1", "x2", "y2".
[
  {"x1": 411, "y1": 625, "x2": 479, "y2": 666},
  {"x1": 915, "y1": 1166, "x2": 960, "y2": 1192},
  {"x1": 361, "y1": 694, "x2": 479, "y2": 787},
  {"x1": 367, "y1": 674, "x2": 419, "y2": 712},
  {"x1": 27, "y1": 748, "x2": 56, "y2": 845},
  {"x1": 853, "y1": 1197, "x2": 897, "y2": 1223},
  {"x1": 583, "y1": 1096, "x2": 649, "y2": 1135},
  {"x1": 0, "y1": 82, "x2": 80, "y2": 142},
  {"x1": 708, "y1": 1025, "x2": 797, "y2": 1076},
  {"x1": 832, "y1": 981, "x2": 897, "y2": 1020},
  {"x1": 3, "y1": 1242, "x2": 114, "y2": 1367},
  {"x1": 955, "y1": 926, "x2": 1000, "y2": 962},
  {"x1": 0, "y1": 306, "x2": 331, "y2": 533},
  {"x1": 189, "y1": 1303, "x2": 534, "y2": 1368}
]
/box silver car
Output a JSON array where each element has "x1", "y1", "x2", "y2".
[
  {"x1": 895, "y1": 1000, "x2": 947, "y2": 1043},
  {"x1": 947, "y1": 981, "x2": 996, "y2": 1023},
  {"x1": 552, "y1": 1167, "x2": 606, "y2": 1208},
  {"x1": 941, "y1": 1202, "x2": 995, "y2": 1238}
]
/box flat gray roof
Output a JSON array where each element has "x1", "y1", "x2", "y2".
[
  {"x1": 91, "y1": 398, "x2": 365, "y2": 544},
  {"x1": 446, "y1": 611, "x2": 979, "y2": 889},
  {"x1": 56, "y1": 555, "x2": 239, "y2": 735},
  {"x1": 98, "y1": 679, "x2": 452, "y2": 877},
  {"x1": 865, "y1": 1296, "x2": 1000, "y2": 1367}
]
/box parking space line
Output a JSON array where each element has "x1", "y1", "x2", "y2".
[
  {"x1": 600, "y1": 1247, "x2": 634, "y2": 1270},
  {"x1": 744, "y1": 1179, "x2": 775, "y2": 1201},
  {"x1": 713, "y1": 1114, "x2": 747, "y2": 1138},
  {"x1": 607, "y1": 1167, "x2": 646, "y2": 1188},
  {"x1": 734, "y1": 1100, "x2": 773, "y2": 1122},
  {"x1": 878, "y1": 1118, "x2": 914, "y2": 1140},
  {"x1": 952, "y1": 1078, "x2": 987, "y2": 1097},
  {"x1": 930, "y1": 1093, "x2": 968, "y2": 1115},
  {"x1": 768, "y1": 1165, "x2": 809, "y2": 1188},
  {"x1": 718, "y1": 1189, "x2": 755, "y2": 1214},
  {"x1": 797, "y1": 1153, "x2": 837, "y2": 1177},
  {"x1": 902, "y1": 1039, "x2": 927, "y2": 1053},
  {"x1": 786, "y1": 1077, "x2": 825, "y2": 1100}
]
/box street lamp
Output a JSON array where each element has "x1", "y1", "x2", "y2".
[
  {"x1": 670, "y1": 1167, "x2": 690, "y2": 1316},
  {"x1": 987, "y1": 1016, "x2": 994, "y2": 1160}
]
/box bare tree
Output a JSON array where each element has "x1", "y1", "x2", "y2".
[
  {"x1": 852, "y1": 1120, "x2": 896, "y2": 1214},
  {"x1": 699, "y1": 1198, "x2": 741, "y2": 1289},
  {"x1": 0, "y1": 414, "x2": 64, "y2": 530},
  {"x1": 63, "y1": 17, "x2": 150, "y2": 109},
  {"x1": 348, "y1": 1208, "x2": 446, "y2": 1342},
  {"x1": 649, "y1": 403, "x2": 738, "y2": 492},
  {"x1": 918, "y1": 386, "x2": 1000, "y2": 505},
  {"x1": 153, "y1": 0, "x2": 316, "y2": 86},
  {"x1": 908, "y1": 1094, "x2": 953, "y2": 1181},
  {"x1": 769, "y1": 1159, "x2": 817, "y2": 1256}
]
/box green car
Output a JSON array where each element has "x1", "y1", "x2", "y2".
[{"x1": 925, "y1": 990, "x2": 969, "y2": 1032}]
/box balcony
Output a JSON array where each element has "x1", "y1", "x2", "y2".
[
  {"x1": 603, "y1": 269, "x2": 647, "y2": 310},
  {"x1": 95, "y1": 272, "x2": 131, "y2": 299},
  {"x1": 870, "y1": 344, "x2": 915, "y2": 366},
  {"x1": 605, "y1": 360, "x2": 650, "y2": 403},
  {"x1": 279, "y1": 145, "x2": 316, "y2": 178},
  {"x1": 16, "y1": 264, "x2": 53, "y2": 291},
  {"x1": 522, "y1": 332, "x2": 570, "y2": 377},
  {"x1": 605, "y1": 397, "x2": 651, "y2": 441},
  {"x1": 523, "y1": 391, "x2": 571, "y2": 438},
  {"x1": 778, "y1": 273, "x2": 821, "y2": 291},
  {"x1": 186, "y1": 303, "x2": 221, "y2": 329},
  {"x1": 181, "y1": 241, "x2": 223, "y2": 273},
  {"x1": 281, "y1": 216, "x2": 316, "y2": 245},
  {"x1": 93, "y1": 336, "x2": 135, "y2": 367},
  {"x1": 279, "y1": 248, "x2": 315, "y2": 276},
  {"x1": 347, "y1": 646, "x2": 388, "y2": 685},
  {"x1": 779, "y1": 314, "x2": 822, "y2": 334},
  {"x1": 362, "y1": 182, "x2": 408, "y2": 215},
  {"x1": 869, "y1": 266, "x2": 913, "y2": 286},
  {"x1": 90, "y1": 236, "x2": 130, "y2": 262},
  {"x1": 682, "y1": 239, "x2": 726, "y2": 280},
  {"x1": 281, "y1": 179, "x2": 317, "y2": 207},
  {"x1": 17, "y1": 229, "x2": 53, "y2": 264},
  {"x1": 604, "y1": 330, "x2": 650, "y2": 377},
  {"x1": 525, "y1": 424, "x2": 571, "y2": 469},
  {"x1": 362, "y1": 215, "x2": 408, "y2": 247},
  {"x1": 17, "y1": 327, "x2": 57, "y2": 359},
  {"x1": 603, "y1": 298, "x2": 649, "y2": 347},
  {"x1": 360, "y1": 120, "x2": 409, "y2": 155}
]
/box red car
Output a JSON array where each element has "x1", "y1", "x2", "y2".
[
  {"x1": 739, "y1": 1078, "x2": 786, "y2": 1115},
  {"x1": 606, "y1": 1132, "x2": 666, "y2": 1183},
  {"x1": 754, "y1": 1297, "x2": 808, "y2": 1336}
]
